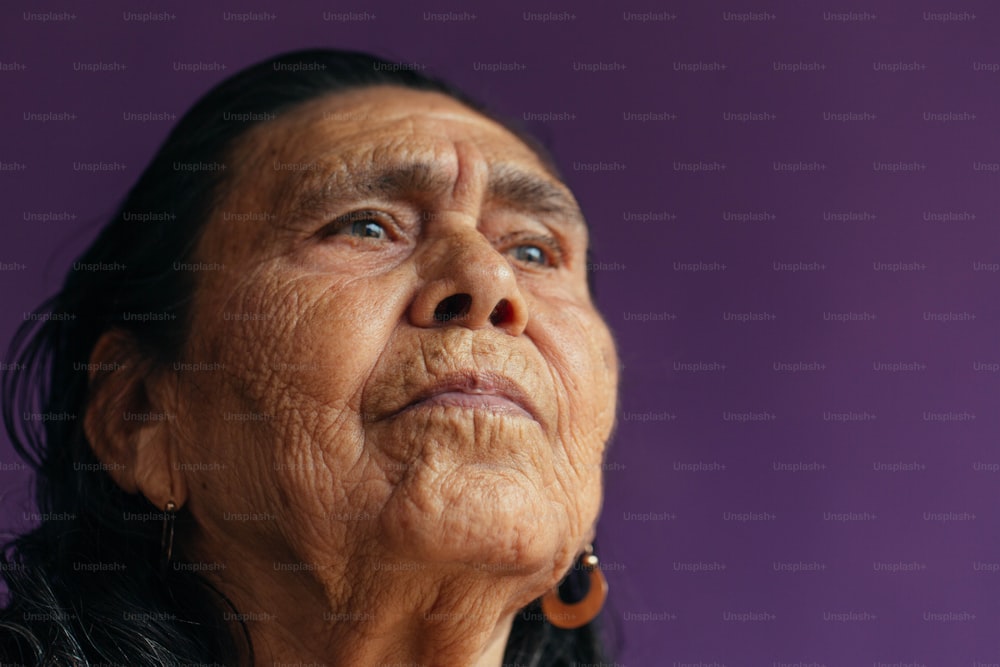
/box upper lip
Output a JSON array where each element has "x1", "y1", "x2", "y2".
[{"x1": 395, "y1": 370, "x2": 539, "y2": 421}]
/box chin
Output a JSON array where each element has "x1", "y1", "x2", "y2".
[
  {"x1": 370, "y1": 410, "x2": 585, "y2": 573},
  {"x1": 378, "y1": 462, "x2": 572, "y2": 576}
]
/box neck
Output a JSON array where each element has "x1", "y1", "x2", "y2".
[{"x1": 186, "y1": 536, "x2": 544, "y2": 667}]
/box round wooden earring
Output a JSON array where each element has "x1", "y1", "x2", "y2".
[{"x1": 541, "y1": 547, "x2": 608, "y2": 629}]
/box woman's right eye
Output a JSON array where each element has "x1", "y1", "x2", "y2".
[
  {"x1": 345, "y1": 219, "x2": 387, "y2": 239},
  {"x1": 323, "y1": 212, "x2": 391, "y2": 240}
]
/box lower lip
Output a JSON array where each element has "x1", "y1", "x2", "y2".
[{"x1": 399, "y1": 391, "x2": 534, "y2": 419}]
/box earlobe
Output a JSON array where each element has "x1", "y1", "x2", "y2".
[{"x1": 132, "y1": 425, "x2": 188, "y2": 511}]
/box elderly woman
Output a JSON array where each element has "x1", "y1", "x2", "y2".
[{"x1": 0, "y1": 49, "x2": 620, "y2": 666}]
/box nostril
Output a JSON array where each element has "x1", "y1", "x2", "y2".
[
  {"x1": 489, "y1": 299, "x2": 511, "y2": 326},
  {"x1": 434, "y1": 294, "x2": 472, "y2": 323}
]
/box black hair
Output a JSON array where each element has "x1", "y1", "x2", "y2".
[{"x1": 0, "y1": 49, "x2": 613, "y2": 666}]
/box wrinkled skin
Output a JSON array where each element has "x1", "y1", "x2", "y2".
[{"x1": 88, "y1": 86, "x2": 619, "y2": 666}]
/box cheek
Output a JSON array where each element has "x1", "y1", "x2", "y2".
[
  {"x1": 533, "y1": 304, "x2": 619, "y2": 481},
  {"x1": 562, "y1": 310, "x2": 619, "y2": 533},
  {"x1": 212, "y1": 268, "x2": 398, "y2": 407},
  {"x1": 184, "y1": 267, "x2": 407, "y2": 512}
]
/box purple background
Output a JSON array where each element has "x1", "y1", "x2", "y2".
[{"x1": 2, "y1": 1, "x2": 999, "y2": 664}]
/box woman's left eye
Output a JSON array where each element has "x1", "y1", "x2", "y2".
[
  {"x1": 510, "y1": 244, "x2": 548, "y2": 265},
  {"x1": 505, "y1": 236, "x2": 562, "y2": 268}
]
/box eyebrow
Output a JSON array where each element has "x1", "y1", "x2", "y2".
[{"x1": 288, "y1": 160, "x2": 587, "y2": 229}]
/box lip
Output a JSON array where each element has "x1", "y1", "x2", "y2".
[{"x1": 392, "y1": 371, "x2": 539, "y2": 422}]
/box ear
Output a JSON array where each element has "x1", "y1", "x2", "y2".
[{"x1": 83, "y1": 329, "x2": 188, "y2": 511}]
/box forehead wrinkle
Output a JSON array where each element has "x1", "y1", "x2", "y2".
[
  {"x1": 225, "y1": 85, "x2": 578, "y2": 219},
  {"x1": 279, "y1": 149, "x2": 586, "y2": 232},
  {"x1": 279, "y1": 160, "x2": 449, "y2": 224}
]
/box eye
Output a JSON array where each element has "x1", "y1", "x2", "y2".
[
  {"x1": 511, "y1": 244, "x2": 547, "y2": 265},
  {"x1": 321, "y1": 211, "x2": 392, "y2": 240},
  {"x1": 504, "y1": 235, "x2": 563, "y2": 268},
  {"x1": 347, "y1": 219, "x2": 387, "y2": 239}
]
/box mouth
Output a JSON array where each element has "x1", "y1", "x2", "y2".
[{"x1": 391, "y1": 371, "x2": 539, "y2": 422}]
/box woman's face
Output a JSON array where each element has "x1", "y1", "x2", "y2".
[{"x1": 173, "y1": 85, "x2": 619, "y2": 583}]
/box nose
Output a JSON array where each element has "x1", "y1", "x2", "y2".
[{"x1": 409, "y1": 228, "x2": 529, "y2": 336}]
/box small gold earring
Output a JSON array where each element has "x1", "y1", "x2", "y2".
[{"x1": 159, "y1": 500, "x2": 177, "y2": 574}]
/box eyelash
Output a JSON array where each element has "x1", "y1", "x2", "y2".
[{"x1": 320, "y1": 210, "x2": 565, "y2": 268}]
